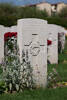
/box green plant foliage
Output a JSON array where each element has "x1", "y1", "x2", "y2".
[
  {"x1": 0, "y1": 67, "x2": 3, "y2": 74},
  {"x1": 45, "y1": 17, "x2": 67, "y2": 28},
  {"x1": 0, "y1": 87, "x2": 67, "y2": 100},
  {"x1": 48, "y1": 37, "x2": 67, "y2": 87},
  {"x1": 0, "y1": 3, "x2": 48, "y2": 26},
  {"x1": 18, "y1": 7, "x2": 48, "y2": 19},
  {"x1": 19, "y1": 50, "x2": 34, "y2": 91},
  {"x1": 0, "y1": 81, "x2": 6, "y2": 94},
  {"x1": 0, "y1": 3, "x2": 18, "y2": 26},
  {"x1": 0, "y1": 3, "x2": 67, "y2": 28},
  {"x1": 47, "y1": 67, "x2": 61, "y2": 88},
  {"x1": 1, "y1": 36, "x2": 34, "y2": 93}
]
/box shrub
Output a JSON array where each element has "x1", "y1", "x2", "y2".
[
  {"x1": 0, "y1": 68, "x2": 6, "y2": 94},
  {"x1": 0, "y1": 3, "x2": 48, "y2": 26},
  {"x1": 0, "y1": 3, "x2": 18, "y2": 26},
  {"x1": 0, "y1": 67, "x2": 3, "y2": 74},
  {"x1": 45, "y1": 17, "x2": 67, "y2": 28},
  {"x1": 0, "y1": 81, "x2": 6, "y2": 94},
  {"x1": 0, "y1": 3, "x2": 67, "y2": 28},
  {"x1": 0, "y1": 33, "x2": 34, "y2": 93},
  {"x1": 19, "y1": 7, "x2": 48, "y2": 18},
  {"x1": 47, "y1": 67, "x2": 61, "y2": 88}
]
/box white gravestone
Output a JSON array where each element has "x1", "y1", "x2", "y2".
[
  {"x1": 10, "y1": 26, "x2": 17, "y2": 32},
  {"x1": 0, "y1": 25, "x2": 5, "y2": 63},
  {"x1": 47, "y1": 24, "x2": 59, "y2": 64},
  {"x1": 17, "y1": 18, "x2": 48, "y2": 88},
  {"x1": 4, "y1": 27, "x2": 11, "y2": 33},
  {"x1": 58, "y1": 26, "x2": 65, "y2": 52}
]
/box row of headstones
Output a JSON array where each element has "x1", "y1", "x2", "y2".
[{"x1": 0, "y1": 18, "x2": 65, "y2": 88}]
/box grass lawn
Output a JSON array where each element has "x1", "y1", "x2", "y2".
[
  {"x1": 0, "y1": 37, "x2": 67, "y2": 100},
  {"x1": 0, "y1": 87, "x2": 67, "y2": 100},
  {"x1": 48, "y1": 63, "x2": 67, "y2": 82}
]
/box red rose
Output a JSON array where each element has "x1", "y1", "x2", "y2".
[
  {"x1": 4, "y1": 32, "x2": 17, "y2": 41},
  {"x1": 47, "y1": 40, "x2": 52, "y2": 45}
]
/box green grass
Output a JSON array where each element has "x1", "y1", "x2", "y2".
[
  {"x1": 48, "y1": 37, "x2": 67, "y2": 82},
  {"x1": 0, "y1": 88, "x2": 67, "y2": 100},
  {"x1": 48, "y1": 64, "x2": 67, "y2": 81},
  {"x1": 56, "y1": 38, "x2": 67, "y2": 82}
]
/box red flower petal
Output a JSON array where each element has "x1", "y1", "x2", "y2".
[
  {"x1": 47, "y1": 40, "x2": 52, "y2": 45},
  {"x1": 4, "y1": 32, "x2": 17, "y2": 41}
]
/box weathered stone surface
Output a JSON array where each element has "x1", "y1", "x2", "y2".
[
  {"x1": 0, "y1": 25, "x2": 5, "y2": 63},
  {"x1": 4, "y1": 27, "x2": 11, "y2": 33},
  {"x1": 58, "y1": 26, "x2": 65, "y2": 51},
  {"x1": 10, "y1": 26, "x2": 17, "y2": 32},
  {"x1": 17, "y1": 18, "x2": 48, "y2": 88},
  {"x1": 47, "y1": 24, "x2": 59, "y2": 64}
]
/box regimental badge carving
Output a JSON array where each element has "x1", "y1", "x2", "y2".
[{"x1": 30, "y1": 42, "x2": 40, "y2": 56}]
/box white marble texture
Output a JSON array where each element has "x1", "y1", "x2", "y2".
[{"x1": 17, "y1": 18, "x2": 48, "y2": 88}]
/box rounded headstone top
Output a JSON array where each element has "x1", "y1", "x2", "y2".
[
  {"x1": 17, "y1": 18, "x2": 48, "y2": 24},
  {"x1": 4, "y1": 27, "x2": 11, "y2": 34},
  {"x1": 0, "y1": 25, "x2": 4, "y2": 28},
  {"x1": 48, "y1": 24, "x2": 65, "y2": 34},
  {"x1": 10, "y1": 26, "x2": 17, "y2": 32},
  {"x1": 0, "y1": 25, "x2": 5, "y2": 34}
]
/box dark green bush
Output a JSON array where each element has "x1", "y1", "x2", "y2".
[
  {"x1": 0, "y1": 3, "x2": 48, "y2": 26},
  {"x1": 0, "y1": 3, "x2": 67, "y2": 28},
  {"x1": 0, "y1": 3, "x2": 19, "y2": 26},
  {"x1": 0, "y1": 81, "x2": 6, "y2": 94},
  {"x1": 18, "y1": 7, "x2": 48, "y2": 18},
  {"x1": 0, "y1": 67, "x2": 3, "y2": 74},
  {"x1": 45, "y1": 17, "x2": 67, "y2": 28}
]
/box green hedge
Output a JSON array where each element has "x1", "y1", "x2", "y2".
[
  {"x1": 0, "y1": 3, "x2": 48, "y2": 26},
  {"x1": 45, "y1": 17, "x2": 67, "y2": 28},
  {"x1": 0, "y1": 3, "x2": 67, "y2": 28}
]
